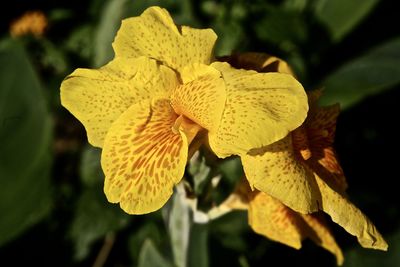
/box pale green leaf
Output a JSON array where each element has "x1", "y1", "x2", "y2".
[{"x1": 163, "y1": 184, "x2": 190, "y2": 267}]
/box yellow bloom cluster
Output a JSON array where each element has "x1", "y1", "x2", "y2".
[
  {"x1": 60, "y1": 6, "x2": 387, "y2": 263},
  {"x1": 61, "y1": 6, "x2": 306, "y2": 214},
  {"x1": 10, "y1": 11, "x2": 47, "y2": 38}
]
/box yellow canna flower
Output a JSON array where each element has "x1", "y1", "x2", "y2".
[
  {"x1": 220, "y1": 178, "x2": 344, "y2": 265},
  {"x1": 226, "y1": 53, "x2": 388, "y2": 252},
  {"x1": 60, "y1": 7, "x2": 308, "y2": 214}
]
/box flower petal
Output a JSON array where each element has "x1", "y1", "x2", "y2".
[
  {"x1": 170, "y1": 64, "x2": 226, "y2": 132},
  {"x1": 242, "y1": 135, "x2": 321, "y2": 213},
  {"x1": 300, "y1": 213, "x2": 344, "y2": 265},
  {"x1": 315, "y1": 174, "x2": 388, "y2": 250},
  {"x1": 112, "y1": 6, "x2": 217, "y2": 71},
  {"x1": 219, "y1": 52, "x2": 294, "y2": 75},
  {"x1": 307, "y1": 103, "x2": 341, "y2": 146},
  {"x1": 101, "y1": 98, "x2": 188, "y2": 214},
  {"x1": 60, "y1": 57, "x2": 178, "y2": 147},
  {"x1": 248, "y1": 191, "x2": 303, "y2": 249},
  {"x1": 208, "y1": 62, "x2": 308, "y2": 157}
]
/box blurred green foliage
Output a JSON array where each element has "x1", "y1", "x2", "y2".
[{"x1": 0, "y1": 0, "x2": 399, "y2": 266}]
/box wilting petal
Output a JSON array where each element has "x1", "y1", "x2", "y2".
[
  {"x1": 112, "y1": 6, "x2": 217, "y2": 71},
  {"x1": 170, "y1": 64, "x2": 226, "y2": 132},
  {"x1": 101, "y1": 98, "x2": 188, "y2": 214},
  {"x1": 60, "y1": 57, "x2": 178, "y2": 147},
  {"x1": 315, "y1": 174, "x2": 388, "y2": 250},
  {"x1": 220, "y1": 52, "x2": 295, "y2": 75},
  {"x1": 300, "y1": 213, "x2": 344, "y2": 265},
  {"x1": 307, "y1": 103, "x2": 340, "y2": 146},
  {"x1": 242, "y1": 136, "x2": 321, "y2": 213},
  {"x1": 208, "y1": 62, "x2": 308, "y2": 157},
  {"x1": 248, "y1": 191, "x2": 303, "y2": 249}
]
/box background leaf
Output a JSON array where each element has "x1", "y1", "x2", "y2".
[
  {"x1": 94, "y1": 0, "x2": 129, "y2": 67},
  {"x1": 0, "y1": 39, "x2": 52, "y2": 246},
  {"x1": 314, "y1": 0, "x2": 379, "y2": 41},
  {"x1": 320, "y1": 37, "x2": 400, "y2": 108},
  {"x1": 138, "y1": 239, "x2": 174, "y2": 267}
]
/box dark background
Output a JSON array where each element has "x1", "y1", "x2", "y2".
[{"x1": 0, "y1": 0, "x2": 399, "y2": 266}]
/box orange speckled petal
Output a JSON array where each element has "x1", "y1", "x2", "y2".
[
  {"x1": 300, "y1": 213, "x2": 344, "y2": 265},
  {"x1": 248, "y1": 191, "x2": 303, "y2": 249},
  {"x1": 242, "y1": 135, "x2": 321, "y2": 214},
  {"x1": 170, "y1": 65, "x2": 226, "y2": 132},
  {"x1": 101, "y1": 98, "x2": 188, "y2": 214},
  {"x1": 208, "y1": 62, "x2": 308, "y2": 158},
  {"x1": 315, "y1": 174, "x2": 388, "y2": 250},
  {"x1": 60, "y1": 56, "x2": 178, "y2": 147},
  {"x1": 112, "y1": 6, "x2": 217, "y2": 71}
]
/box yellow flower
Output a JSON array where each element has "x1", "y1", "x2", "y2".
[
  {"x1": 60, "y1": 7, "x2": 308, "y2": 214},
  {"x1": 220, "y1": 179, "x2": 344, "y2": 265},
  {"x1": 224, "y1": 53, "x2": 387, "y2": 252}
]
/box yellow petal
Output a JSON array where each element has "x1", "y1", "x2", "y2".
[
  {"x1": 101, "y1": 98, "x2": 188, "y2": 214},
  {"x1": 208, "y1": 62, "x2": 308, "y2": 158},
  {"x1": 170, "y1": 64, "x2": 226, "y2": 132},
  {"x1": 242, "y1": 135, "x2": 321, "y2": 213},
  {"x1": 60, "y1": 56, "x2": 178, "y2": 147},
  {"x1": 112, "y1": 6, "x2": 217, "y2": 71},
  {"x1": 220, "y1": 52, "x2": 295, "y2": 75},
  {"x1": 301, "y1": 213, "x2": 344, "y2": 265},
  {"x1": 248, "y1": 191, "x2": 303, "y2": 249},
  {"x1": 315, "y1": 174, "x2": 388, "y2": 250}
]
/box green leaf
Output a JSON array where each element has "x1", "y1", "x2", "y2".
[
  {"x1": 138, "y1": 239, "x2": 174, "y2": 267},
  {"x1": 94, "y1": 0, "x2": 129, "y2": 67},
  {"x1": 128, "y1": 222, "x2": 163, "y2": 263},
  {"x1": 0, "y1": 38, "x2": 52, "y2": 246},
  {"x1": 79, "y1": 145, "x2": 103, "y2": 187},
  {"x1": 188, "y1": 223, "x2": 209, "y2": 267},
  {"x1": 344, "y1": 229, "x2": 399, "y2": 267},
  {"x1": 163, "y1": 183, "x2": 190, "y2": 267},
  {"x1": 188, "y1": 152, "x2": 211, "y2": 196},
  {"x1": 320, "y1": 37, "x2": 400, "y2": 108},
  {"x1": 254, "y1": 6, "x2": 307, "y2": 50},
  {"x1": 69, "y1": 190, "x2": 130, "y2": 260},
  {"x1": 314, "y1": 0, "x2": 378, "y2": 41}
]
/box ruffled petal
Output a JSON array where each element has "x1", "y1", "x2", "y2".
[
  {"x1": 315, "y1": 174, "x2": 388, "y2": 250},
  {"x1": 60, "y1": 57, "x2": 178, "y2": 147},
  {"x1": 101, "y1": 98, "x2": 188, "y2": 214},
  {"x1": 219, "y1": 52, "x2": 294, "y2": 75},
  {"x1": 242, "y1": 135, "x2": 321, "y2": 213},
  {"x1": 112, "y1": 6, "x2": 217, "y2": 71},
  {"x1": 248, "y1": 191, "x2": 303, "y2": 249},
  {"x1": 208, "y1": 62, "x2": 308, "y2": 157},
  {"x1": 170, "y1": 64, "x2": 226, "y2": 132}
]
